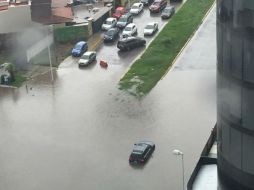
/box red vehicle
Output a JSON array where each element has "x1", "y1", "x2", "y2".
[
  {"x1": 149, "y1": 0, "x2": 167, "y2": 13},
  {"x1": 112, "y1": 7, "x2": 126, "y2": 19}
]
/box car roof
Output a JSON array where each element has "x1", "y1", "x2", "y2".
[
  {"x1": 76, "y1": 41, "x2": 86, "y2": 45},
  {"x1": 108, "y1": 28, "x2": 117, "y2": 32},
  {"x1": 147, "y1": 22, "x2": 157, "y2": 25},
  {"x1": 133, "y1": 143, "x2": 148, "y2": 153},
  {"x1": 120, "y1": 14, "x2": 129, "y2": 18},
  {"x1": 138, "y1": 141, "x2": 155, "y2": 146},
  {"x1": 133, "y1": 2, "x2": 141, "y2": 6},
  {"x1": 119, "y1": 36, "x2": 136, "y2": 42},
  {"x1": 165, "y1": 6, "x2": 174, "y2": 9},
  {"x1": 116, "y1": 6, "x2": 124, "y2": 10},
  {"x1": 126, "y1": 23, "x2": 135, "y2": 27},
  {"x1": 106, "y1": 17, "x2": 116, "y2": 21},
  {"x1": 83, "y1": 51, "x2": 95, "y2": 56}
]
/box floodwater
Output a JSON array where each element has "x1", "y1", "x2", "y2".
[{"x1": 0, "y1": 3, "x2": 216, "y2": 190}]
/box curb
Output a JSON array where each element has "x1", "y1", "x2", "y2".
[
  {"x1": 0, "y1": 84, "x2": 17, "y2": 89},
  {"x1": 161, "y1": 0, "x2": 216, "y2": 80},
  {"x1": 119, "y1": 0, "x2": 188, "y2": 82},
  {"x1": 89, "y1": 35, "x2": 103, "y2": 51}
]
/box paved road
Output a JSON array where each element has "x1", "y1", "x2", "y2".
[{"x1": 0, "y1": 3, "x2": 216, "y2": 190}]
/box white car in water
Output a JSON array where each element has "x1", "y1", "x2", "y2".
[
  {"x1": 130, "y1": 3, "x2": 144, "y2": 15},
  {"x1": 143, "y1": 22, "x2": 158, "y2": 36},
  {"x1": 101, "y1": 17, "x2": 117, "y2": 31},
  {"x1": 122, "y1": 23, "x2": 138, "y2": 38}
]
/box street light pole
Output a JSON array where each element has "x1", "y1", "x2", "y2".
[
  {"x1": 47, "y1": 25, "x2": 54, "y2": 82},
  {"x1": 172, "y1": 149, "x2": 185, "y2": 190}
]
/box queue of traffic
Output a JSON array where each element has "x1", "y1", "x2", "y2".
[{"x1": 72, "y1": 0, "x2": 176, "y2": 67}]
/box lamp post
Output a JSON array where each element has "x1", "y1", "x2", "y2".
[
  {"x1": 47, "y1": 25, "x2": 54, "y2": 82},
  {"x1": 172, "y1": 149, "x2": 185, "y2": 190}
]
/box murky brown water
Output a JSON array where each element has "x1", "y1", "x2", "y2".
[{"x1": 0, "y1": 2, "x2": 215, "y2": 190}]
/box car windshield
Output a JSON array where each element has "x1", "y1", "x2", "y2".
[
  {"x1": 132, "y1": 5, "x2": 139, "y2": 9},
  {"x1": 81, "y1": 54, "x2": 89, "y2": 59},
  {"x1": 74, "y1": 44, "x2": 82, "y2": 50},
  {"x1": 115, "y1": 10, "x2": 121, "y2": 14},
  {"x1": 118, "y1": 17, "x2": 127, "y2": 22},
  {"x1": 131, "y1": 153, "x2": 142, "y2": 159},
  {"x1": 106, "y1": 30, "x2": 115, "y2": 35},
  {"x1": 145, "y1": 24, "x2": 154, "y2": 29},
  {"x1": 124, "y1": 27, "x2": 132, "y2": 31},
  {"x1": 105, "y1": 20, "x2": 112, "y2": 25},
  {"x1": 163, "y1": 8, "x2": 171, "y2": 13}
]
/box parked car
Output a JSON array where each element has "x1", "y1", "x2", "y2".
[
  {"x1": 104, "y1": 28, "x2": 120, "y2": 42},
  {"x1": 112, "y1": 6, "x2": 126, "y2": 19},
  {"x1": 116, "y1": 13, "x2": 133, "y2": 29},
  {"x1": 129, "y1": 141, "x2": 155, "y2": 164},
  {"x1": 101, "y1": 17, "x2": 117, "y2": 31},
  {"x1": 144, "y1": 22, "x2": 158, "y2": 36},
  {"x1": 122, "y1": 23, "x2": 137, "y2": 37},
  {"x1": 149, "y1": 0, "x2": 167, "y2": 13},
  {"x1": 78, "y1": 51, "x2": 96, "y2": 67},
  {"x1": 141, "y1": 0, "x2": 154, "y2": 6},
  {"x1": 161, "y1": 6, "x2": 175, "y2": 19},
  {"x1": 72, "y1": 41, "x2": 88, "y2": 57},
  {"x1": 130, "y1": 3, "x2": 144, "y2": 15},
  {"x1": 117, "y1": 36, "x2": 146, "y2": 51}
]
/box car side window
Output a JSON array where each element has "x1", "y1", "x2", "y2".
[{"x1": 143, "y1": 148, "x2": 149, "y2": 157}]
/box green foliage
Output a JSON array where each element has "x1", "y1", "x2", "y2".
[
  {"x1": 11, "y1": 74, "x2": 26, "y2": 87},
  {"x1": 119, "y1": 0, "x2": 215, "y2": 97}
]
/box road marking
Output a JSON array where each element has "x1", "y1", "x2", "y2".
[{"x1": 89, "y1": 36, "x2": 103, "y2": 51}]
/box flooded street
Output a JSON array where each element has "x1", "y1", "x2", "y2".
[{"x1": 0, "y1": 3, "x2": 216, "y2": 190}]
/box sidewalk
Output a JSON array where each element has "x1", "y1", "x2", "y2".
[
  {"x1": 59, "y1": 31, "x2": 103, "y2": 68},
  {"x1": 87, "y1": 31, "x2": 103, "y2": 51}
]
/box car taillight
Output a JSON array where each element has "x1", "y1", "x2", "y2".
[{"x1": 140, "y1": 159, "x2": 144, "y2": 163}]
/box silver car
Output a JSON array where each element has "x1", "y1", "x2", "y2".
[
  {"x1": 143, "y1": 22, "x2": 158, "y2": 36},
  {"x1": 78, "y1": 51, "x2": 96, "y2": 67}
]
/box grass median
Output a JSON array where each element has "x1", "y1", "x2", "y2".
[{"x1": 119, "y1": 0, "x2": 215, "y2": 97}]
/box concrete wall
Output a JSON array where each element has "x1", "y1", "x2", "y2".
[
  {"x1": 0, "y1": 5, "x2": 34, "y2": 34},
  {"x1": 26, "y1": 31, "x2": 54, "y2": 62}
]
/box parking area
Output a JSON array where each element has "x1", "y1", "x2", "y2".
[{"x1": 60, "y1": 0, "x2": 185, "y2": 72}]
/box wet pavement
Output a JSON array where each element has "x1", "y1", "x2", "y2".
[{"x1": 0, "y1": 3, "x2": 216, "y2": 190}]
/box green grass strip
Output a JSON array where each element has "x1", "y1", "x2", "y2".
[
  {"x1": 119, "y1": 0, "x2": 215, "y2": 97},
  {"x1": 11, "y1": 75, "x2": 27, "y2": 88}
]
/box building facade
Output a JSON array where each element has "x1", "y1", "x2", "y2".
[{"x1": 217, "y1": 0, "x2": 254, "y2": 189}]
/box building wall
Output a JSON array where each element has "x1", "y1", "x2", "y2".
[
  {"x1": 31, "y1": 0, "x2": 52, "y2": 21},
  {"x1": 0, "y1": 5, "x2": 33, "y2": 33},
  {"x1": 217, "y1": 0, "x2": 254, "y2": 189}
]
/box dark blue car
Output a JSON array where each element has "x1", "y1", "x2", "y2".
[{"x1": 72, "y1": 41, "x2": 88, "y2": 57}]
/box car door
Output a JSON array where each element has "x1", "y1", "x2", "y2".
[
  {"x1": 90, "y1": 54, "x2": 94, "y2": 62},
  {"x1": 143, "y1": 147, "x2": 150, "y2": 160},
  {"x1": 113, "y1": 19, "x2": 116, "y2": 27},
  {"x1": 133, "y1": 25, "x2": 137, "y2": 35},
  {"x1": 128, "y1": 16, "x2": 133, "y2": 24},
  {"x1": 139, "y1": 4, "x2": 142, "y2": 12}
]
